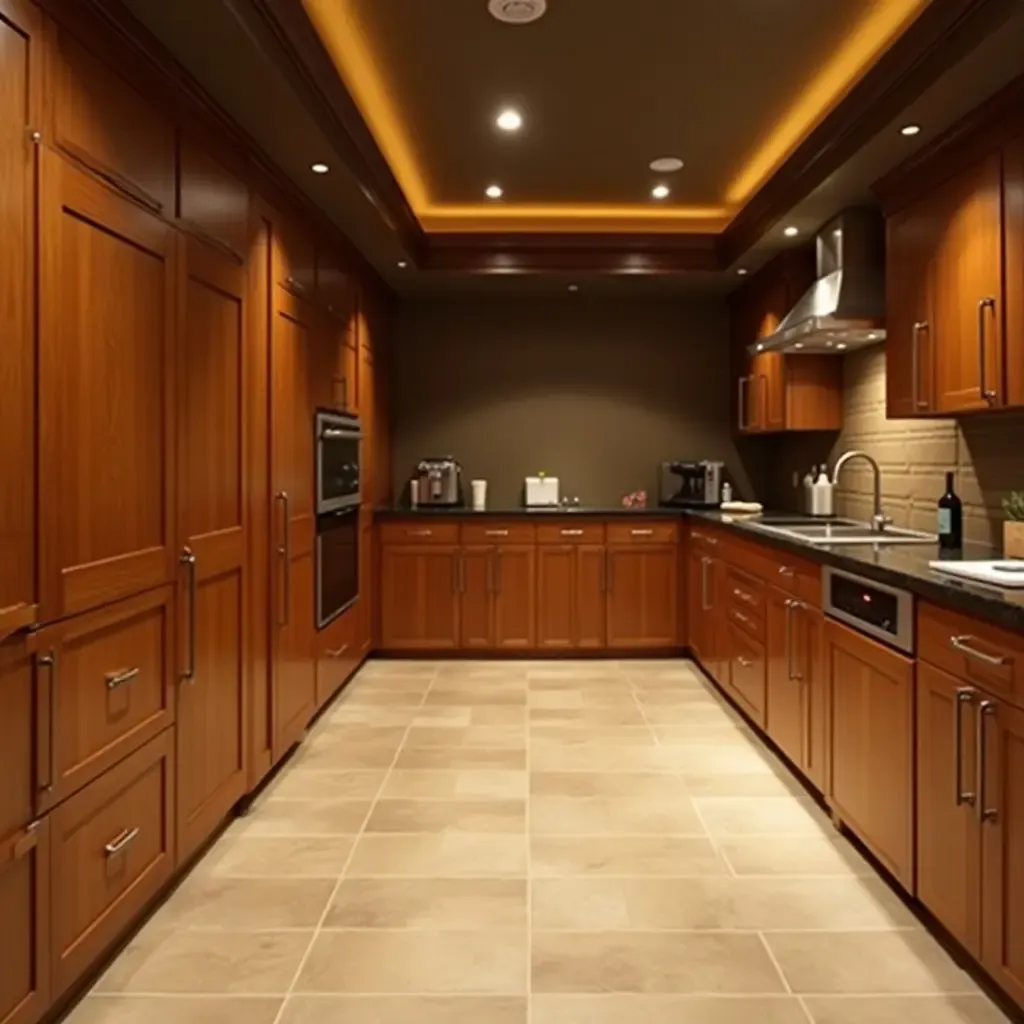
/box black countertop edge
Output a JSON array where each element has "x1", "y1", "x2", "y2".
[
  {"x1": 374, "y1": 505, "x2": 698, "y2": 519},
  {"x1": 688, "y1": 511, "x2": 1024, "y2": 634}
]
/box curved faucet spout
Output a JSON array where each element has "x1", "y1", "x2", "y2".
[{"x1": 830, "y1": 450, "x2": 892, "y2": 533}]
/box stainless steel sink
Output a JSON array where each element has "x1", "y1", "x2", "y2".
[{"x1": 747, "y1": 519, "x2": 936, "y2": 545}]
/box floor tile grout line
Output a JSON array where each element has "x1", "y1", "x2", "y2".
[
  {"x1": 757, "y1": 930, "x2": 796, "y2": 998},
  {"x1": 796, "y1": 994, "x2": 818, "y2": 1024},
  {"x1": 268, "y1": 660, "x2": 440, "y2": 1024}
]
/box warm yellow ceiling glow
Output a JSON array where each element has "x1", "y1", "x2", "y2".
[
  {"x1": 303, "y1": 0, "x2": 927, "y2": 232},
  {"x1": 724, "y1": 0, "x2": 928, "y2": 205}
]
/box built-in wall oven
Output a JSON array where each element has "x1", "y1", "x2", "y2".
[{"x1": 315, "y1": 410, "x2": 361, "y2": 628}]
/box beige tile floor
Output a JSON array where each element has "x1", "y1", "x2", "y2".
[{"x1": 69, "y1": 659, "x2": 1011, "y2": 1024}]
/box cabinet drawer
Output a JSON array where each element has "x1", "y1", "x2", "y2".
[
  {"x1": 918, "y1": 602, "x2": 1024, "y2": 706},
  {"x1": 35, "y1": 588, "x2": 174, "y2": 815},
  {"x1": 772, "y1": 555, "x2": 822, "y2": 606},
  {"x1": 316, "y1": 605, "x2": 357, "y2": 709},
  {"x1": 462, "y1": 522, "x2": 536, "y2": 545},
  {"x1": 728, "y1": 604, "x2": 765, "y2": 643},
  {"x1": 606, "y1": 520, "x2": 679, "y2": 545},
  {"x1": 536, "y1": 522, "x2": 605, "y2": 545},
  {"x1": 727, "y1": 566, "x2": 766, "y2": 618},
  {"x1": 729, "y1": 625, "x2": 766, "y2": 725},
  {"x1": 379, "y1": 521, "x2": 460, "y2": 545},
  {"x1": 50, "y1": 729, "x2": 174, "y2": 997}
]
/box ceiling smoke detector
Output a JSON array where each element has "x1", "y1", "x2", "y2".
[{"x1": 488, "y1": 0, "x2": 547, "y2": 25}]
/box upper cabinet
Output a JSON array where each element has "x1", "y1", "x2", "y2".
[
  {"x1": 729, "y1": 250, "x2": 843, "y2": 435},
  {"x1": 177, "y1": 136, "x2": 250, "y2": 261},
  {"x1": 880, "y1": 87, "x2": 1024, "y2": 418}
]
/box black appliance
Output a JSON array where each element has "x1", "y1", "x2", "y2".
[
  {"x1": 822, "y1": 565, "x2": 914, "y2": 654},
  {"x1": 659, "y1": 460, "x2": 724, "y2": 507},
  {"x1": 316, "y1": 410, "x2": 361, "y2": 514},
  {"x1": 316, "y1": 507, "x2": 359, "y2": 629}
]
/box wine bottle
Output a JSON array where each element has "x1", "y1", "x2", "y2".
[{"x1": 938, "y1": 470, "x2": 963, "y2": 550}]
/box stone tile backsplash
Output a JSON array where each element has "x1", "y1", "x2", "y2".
[{"x1": 767, "y1": 348, "x2": 1024, "y2": 552}]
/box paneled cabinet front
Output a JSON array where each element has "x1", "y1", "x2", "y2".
[
  {"x1": 176, "y1": 235, "x2": 249, "y2": 860},
  {"x1": 39, "y1": 151, "x2": 176, "y2": 621},
  {"x1": 606, "y1": 545, "x2": 678, "y2": 649},
  {"x1": 380, "y1": 546, "x2": 460, "y2": 650}
]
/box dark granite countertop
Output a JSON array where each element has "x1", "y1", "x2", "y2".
[
  {"x1": 690, "y1": 511, "x2": 1024, "y2": 633},
  {"x1": 374, "y1": 505, "x2": 692, "y2": 519}
]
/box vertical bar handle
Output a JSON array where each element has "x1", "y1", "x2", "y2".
[
  {"x1": 276, "y1": 492, "x2": 290, "y2": 626},
  {"x1": 700, "y1": 557, "x2": 710, "y2": 612},
  {"x1": 954, "y1": 688, "x2": 976, "y2": 806},
  {"x1": 179, "y1": 548, "x2": 197, "y2": 683},
  {"x1": 37, "y1": 650, "x2": 57, "y2": 793},
  {"x1": 912, "y1": 320, "x2": 928, "y2": 410},
  {"x1": 977, "y1": 699, "x2": 997, "y2": 822},
  {"x1": 737, "y1": 376, "x2": 747, "y2": 431},
  {"x1": 977, "y1": 297, "x2": 997, "y2": 404}
]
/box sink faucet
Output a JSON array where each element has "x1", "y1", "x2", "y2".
[{"x1": 830, "y1": 450, "x2": 892, "y2": 533}]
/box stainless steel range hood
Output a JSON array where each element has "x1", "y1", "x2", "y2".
[{"x1": 748, "y1": 208, "x2": 886, "y2": 356}]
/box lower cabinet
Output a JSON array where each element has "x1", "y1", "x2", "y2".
[
  {"x1": 727, "y1": 621, "x2": 766, "y2": 727},
  {"x1": 0, "y1": 819, "x2": 50, "y2": 1024},
  {"x1": 536, "y1": 544, "x2": 606, "y2": 648},
  {"x1": 825, "y1": 619, "x2": 914, "y2": 892},
  {"x1": 380, "y1": 545, "x2": 460, "y2": 650},
  {"x1": 50, "y1": 729, "x2": 175, "y2": 998},
  {"x1": 458, "y1": 544, "x2": 537, "y2": 649},
  {"x1": 315, "y1": 606, "x2": 358, "y2": 710},
  {"x1": 606, "y1": 545, "x2": 678, "y2": 649}
]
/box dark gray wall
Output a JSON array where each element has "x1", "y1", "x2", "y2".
[{"x1": 390, "y1": 296, "x2": 758, "y2": 509}]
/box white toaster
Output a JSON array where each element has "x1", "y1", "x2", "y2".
[{"x1": 524, "y1": 476, "x2": 559, "y2": 507}]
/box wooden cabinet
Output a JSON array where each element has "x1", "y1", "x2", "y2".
[
  {"x1": 315, "y1": 606, "x2": 357, "y2": 710},
  {"x1": 687, "y1": 548, "x2": 712, "y2": 664},
  {"x1": 380, "y1": 546, "x2": 460, "y2": 650},
  {"x1": 50, "y1": 730, "x2": 175, "y2": 998},
  {"x1": 176, "y1": 235, "x2": 249, "y2": 860},
  {"x1": 39, "y1": 151, "x2": 176, "y2": 621},
  {"x1": 33, "y1": 588, "x2": 174, "y2": 816},
  {"x1": 270, "y1": 281, "x2": 317, "y2": 761},
  {"x1": 0, "y1": 817, "x2": 49, "y2": 1024},
  {"x1": 459, "y1": 547, "x2": 492, "y2": 649},
  {"x1": 825, "y1": 619, "x2": 914, "y2": 891},
  {"x1": 1006, "y1": 134, "x2": 1024, "y2": 408},
  {"x1": 51, "y1": 30, "x2": 175, "y2": 215},
  {"x1": 606, "y1": 544, "x2": 678, "y2": 649},
  {"x1": 0, "y1": 0, "x2": 40, "y2": 643},
  {"x1": 177, "y1": 137, "x2": 250, "y2": 261},
  {"x1": 916, "y1": 662, "x2": 981, "y2": 956},
  {"x1": 727, "y1": 621, "x2": 766, "y2": 727},
  {"x1": 537, "y1": 543, "x2": 606, "y2": 649},
  {"x1": 885, "y1": 150, "x2": 1007, "y2": 415},
  {"x1": 493, "y1": 545, "x2": 536, "y2": 648}
]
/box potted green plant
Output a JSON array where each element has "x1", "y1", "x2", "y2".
[{"x1": 1002, "y1": 491, "x2": 1024, "y2": 558}]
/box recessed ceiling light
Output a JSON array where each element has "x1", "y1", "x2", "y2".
[
  {"x1": 649, "y1": 157, "x2": 684, "y2": 173},
  {"x1": 784, "y1": 225, "x2": 799, "y2": 237},
  {"x1": 900, "y1": 123, "x2": 922, "y2": 137},
  {"x1": 496, "y1": 108, "x2": 523, "y2": 132},
  {"x1": 397, "y1": 260, "x2": 408, "y2": 269},
  {"x1": 485, "y1": 184, "x2": 504, "y2": 199},
  {"x1": 756, "y1": 343, "x2": 764, "y2": 352},
  {"x1": 737, "y1": 267, "x2": 749, "y2": 276},
  {"x1": 651, "y1": 184, "x2": 670, "y2": 200},
  {"x1": 488, "y1": 0, "x2": 547, "y2": 24},
  {"x1": 568, "y1": 284, "x2": 579, "y2": 292},
  {"x1": 867, "y1": 332, "x2": 879, "y2": 340},
  {"x1": 837, "y1": 342, "x2": 848, "y2": 350},
  {"x1": 311, "y1": 162, "x2": 329, "y2": 174},
  {"x1": 793, "y1": 342, "x2": 804, "y2": 349}
]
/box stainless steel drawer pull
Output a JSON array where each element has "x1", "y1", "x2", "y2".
[
  {"x1": 560, "y1": 529, "x2": 584, "y2": 537},
  {"x1": 733, "y1": 610, "x2": 752, "y2": 626},
  {"x1": 106, "y1": 667, "x2": 140, "y2": 691},
  {"x1": 326, "y1": 645, "x2": 349, "y2": 658},
  {"x1": 692, "y1": 531, "x2": 718, "y2": 545},
  {"x1": 954, "y1": 688, "x2": 976, "y2": 807},
  {"x1": 950, "y1": 635, "x2": 1010, "y2": 667},
  {"x1": 732, "y1": 588, "x2": 757, "y2": 605},
  {"x1": 485, "y1": 529, "x2": 509, "y2": 537},
  {"x1": 977, "y1": 699, "x2": 997, "y2": 822},
  {"x1": 104, "y1": 827, "x2": 140, "y2": 858},
  {"x1": 631, "y1": 528, "x2": 654, "y2": 537},
  {"x1": 778, "y1": 565, "x2": 794, "y2": 577},
  {"x1": 408, "y1": 528, "x2": 433, "y2": 537},
  {"x1": 737, "y1": 656, "x2": 753, "y2": 668}
]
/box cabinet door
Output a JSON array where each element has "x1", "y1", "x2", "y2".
[
  {"x1": 176, "y1": 237, "x2": 249, "y2": 860},
  {"x1": 460, "y1": 548, "x2": 493, "y2": 649},
  {"x1": 687, "y1": 550, "x2": 709, "y2": 664},
  {"x1": 800, "y1": 607, "x2": 828, "y2": 793},
  {"x1": 177, "y1": 137, "x2": 249, "y2": 261},
  {"x1": 576, "y1": 545, "x2": 606, "y2": 649},
  {"x1": 0, "y1": 0, "x2": 40, "y2": 642},
  {"x1": 886, "y1": 197, "x2": 936, "y2": 416},
  {"x1": 916, "y1": 663, "x2": 980, "y2": 957},
  {"x1": 0, "y1": 818, "x2": 49, "y2": 1024},
  {"x1": 380, "y1": 547, "x2": 459, "y2": 650},
  {"x1": 825, "y1": 620, "x2": 914, "y2": 891},
  {"x1": 933, "y1": 152, "x2": 1004, "y2": 413},
  {"x1": 39, "y1": 151, "x2": 176, "y2": 620},
  {"x1": 1005, "y1": 134, "x2": 1024, "y2": 409},
  {"x1": 766, "y1": 589, "x2": 802, "y2": 766},
  {"x1": 729, "y1": 622, "x2": 766, "y2": 727},
  {"x1": 606, "y1": 546, "x2": 677, "y2": 649},
  {"x1": 753, "y1": 352, "x2": 786, "y2": 432},
  {"x1": 537, "y1": 547, "x2": 575, "y2": 649},
  {"x1": 981, "y1": 696, "x2": 1024, "y2": 1007},
  {"x1": 270, "y1": 291, "x2": 316, "y2": 760},
  {"x1": 495, "y1": 545, "x2": 536, "y2": 649}
]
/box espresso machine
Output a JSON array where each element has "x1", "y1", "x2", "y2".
[
  {"x1": 415, "y1": 457, "x2": 463, "y2": 507},
  {"x1": 659, "y1": 461, "x2": 725, "y2": 508}
]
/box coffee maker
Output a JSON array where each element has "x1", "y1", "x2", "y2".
[
  {"x1": 416, "y1": 458, "x2": 463, "y2": 507},
  {"x1": 659, "y1": 461, "x2": 725, "y2": 507}
]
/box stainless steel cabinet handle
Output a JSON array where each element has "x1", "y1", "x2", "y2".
[
  {"x1": 106, "y1": 667, "x2": 140, "y2": 692},
  {"x1": 977, "y1": 297, "x2": 997, "y2": 404},
  {"x1": 451, "y1": 554, "x2": 458, "y2": 595},
  {"x1": 732, "y1": 609, "x2": 752, "y2": 626},
  {"x1": 326, "y1": 645, "x2": 349, "y2": 658},
  {"x1": 408, "y1": 528, "x2": 433, "y2": 538},
  {"x1": 180, "y1": 547, "x2": 197, "y2": 682},
  {"x1": 37, "y1": 650, "x2": 57, "y2": 793},
  {"x1": 737, "y1": 656, "x2": 753, "y2": 668},
  {"x1": 951, "y1": 635, "x2": 1009, "y2": 667},
  {"x1": 104, "y1": 826, "x2": 140, "y2": 858},
  {"x1": 485, "y1": 529, "x2": 509, "y2": 537},
  {"x1": 733, "y1": 588, "x2": 757, "y2": 606},
  {"x1": 606, "y1": 551, "x2": 614, "y2": 594},
  {"x1": 778, "y1": 565, "x2": 794, "y2": 578},
  {"x1": 977, "y1": 699, "x2": 997, "y2": 822},
  {"x1": 276, "y1": 492, "x2": 290, "y2": 627},
  {"x1": 700, "y1": 557, "x2": 710, "y2": 612},
  {"x1": 955, "y1": 687, "x2": 976, "y2": 807},
  {"x1": 912, "y1": 320, "x2": 928, "y2": 410},
  {"x1": 785, "y1": 598, "x2": 795, "y2": 681},
  {"x1": 737, "y1": 376, "x2": 748, "y2": 431},
  {"x1": 560, "y1": 528, "x2": 584, "y2": 537},
  {"x1": 496, "y1": 551, "x2": 503, "y2": 593},
  {"x1": 631, "y1": 528, "x2": 654, "y2": 537}
]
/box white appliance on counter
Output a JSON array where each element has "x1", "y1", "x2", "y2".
[
  {"x1": 928, "y1": 560, "x2": 1024, "y2": 588},
  {"x1": 525, "y1": 475, "x2": 559, "y2": 507}
]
